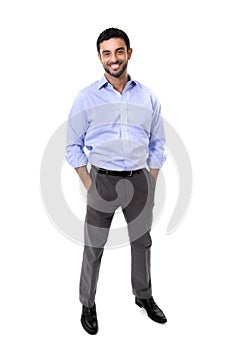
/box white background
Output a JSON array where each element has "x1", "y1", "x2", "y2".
[{"x1": 1, "y1": 0, "x2": 233, "y2": 348}]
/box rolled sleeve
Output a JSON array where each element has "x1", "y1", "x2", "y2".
[
  {"x1": 65, "y1": 93, "x2": 89, "y2": 168},
  {"x1": 65, "y1": 123, "x2": 88, "y2": 167},
  {"x1": 147, "y1": 103, "x2": 167, "y2": 169}
]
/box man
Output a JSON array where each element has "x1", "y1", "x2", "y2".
[{"x1": 66, "y1": 28, "x2": 167, "y2": 335}]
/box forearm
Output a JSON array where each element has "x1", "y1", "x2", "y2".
[{"x1": 75, "y1": 166, "x2": 92, "y2": 190}]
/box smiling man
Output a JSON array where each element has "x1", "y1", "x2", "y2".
[
  {"x1": 66, "y1": 28, "x2": 167, "y2": 335},
  {"x1": 100, "y1": 38, "x2": 131, "y2": 80}
]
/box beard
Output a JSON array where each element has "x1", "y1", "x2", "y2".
[{"x1": 103, "y1": 61, "x2": 128, "y2": 78}]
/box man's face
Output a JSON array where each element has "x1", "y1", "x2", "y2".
[{"x1": 98, "y1": 38, "x2": 132, "y2": 78}]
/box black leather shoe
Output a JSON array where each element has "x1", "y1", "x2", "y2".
[
  {"x1": 81, "y1": 303, "x2": 98, "y2": 335},
  {"x1": 135, "y1": 297, "x2": 167, "y2": 324}
]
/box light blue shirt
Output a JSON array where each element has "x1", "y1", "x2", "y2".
[{"x1": 66, "y1": 75, "x2": 166, "y2": 171}]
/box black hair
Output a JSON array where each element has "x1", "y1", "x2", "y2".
[{"x1": 96, "y1": 28, "x2": 130, "y2": 53}]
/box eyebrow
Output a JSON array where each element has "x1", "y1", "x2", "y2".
[{"x1": 101, "y1": 47, "x2": 126, "y2": 54}]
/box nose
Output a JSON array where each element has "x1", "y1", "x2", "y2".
[{"x1": 111, "y1": 52, "x2": 118, "y2": 62}]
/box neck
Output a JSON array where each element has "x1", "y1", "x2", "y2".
[{"x1": 105, "y1": 72, "x2": 129, "y2": 94}]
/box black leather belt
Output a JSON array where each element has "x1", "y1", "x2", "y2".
[{"x1": 96, "y1": 167, "x2": 143, "y2": 177}]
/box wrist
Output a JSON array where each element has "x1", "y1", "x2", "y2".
[{"x1": 149, "y1": 168, "x2": 159, "y2": 181}]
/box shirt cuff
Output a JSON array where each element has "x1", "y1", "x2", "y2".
[
  {"x1": 65, "y1": 153, "x2": 88, "y2": 168},
  {"x1": 147, "y1": 154, "x2": 167, "y2": 169}
]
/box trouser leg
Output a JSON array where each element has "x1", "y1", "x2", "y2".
[
  {"x1": 122, "y1": 170, "x2": 155, "y2": 299},
  {"x1": 79, "y1": 245, "x2": 104, "y2": 308},
  {"x1": 79, "y1": 205, "x2": 114, "y2": 307},
  {"x1": 130, "y1": 231, "x2": 152, "y2": 298}
]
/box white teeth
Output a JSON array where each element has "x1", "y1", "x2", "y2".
[{"x1": 111, "y1": 64, "x2": 119, "y2": 69}]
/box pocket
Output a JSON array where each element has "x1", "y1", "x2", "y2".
[
  {"x1": 147, "y1": 170, "x2": 156, "y2": 189},
  {"x1": 87, "y1": 168, "x2": 98, "y2": 195},
  {"x1": 87, "y1": 170, "x2": 94, "y2": 194},
  {"x1": 87, "y1": 179, "x2": 93, "y2": 194}
]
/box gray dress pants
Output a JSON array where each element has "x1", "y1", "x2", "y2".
[{"x1": 79, "y1": 165, "x2": 156, "y2": 307}]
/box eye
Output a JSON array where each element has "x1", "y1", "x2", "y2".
[{"x1": 103, "y1": 52, "x2": 110, "y2": 57}]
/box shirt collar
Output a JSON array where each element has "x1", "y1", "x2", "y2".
[
  {"x1": 98, "y1": 75, "x2": 109, "y2": 89},
  {"x1": 98, "y1": 75, "x2": 137, "y2": 90}
]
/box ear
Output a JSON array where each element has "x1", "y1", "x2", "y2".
[
  {"x1": 98, "y1": 53, "x2": 102, "y2": 64},
  {"x1": 127, "y1": 48, "x2": 133, "y2": 60}
]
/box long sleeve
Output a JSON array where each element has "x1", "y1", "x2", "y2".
[
  {"x1": 65, "y1": 93, "x2": 89, "y2": 168},
  {"x1": 147, "y1": 97, "x2": 167, "y2": 169}
]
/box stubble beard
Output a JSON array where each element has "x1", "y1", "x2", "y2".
[{"x1": 104, "y1": 62, "x2": 128, "y2": 78}]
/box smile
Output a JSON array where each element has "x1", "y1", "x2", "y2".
[{"x1": 110, "y1": 63, "x2": 121, "y2": 69}]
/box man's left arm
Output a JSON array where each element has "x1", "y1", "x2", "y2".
[{"x1": 147, "y1": 101, "x2": 166, "y2": 182}]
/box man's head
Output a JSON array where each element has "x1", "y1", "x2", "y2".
[
  {"x1": 97, "y1": 28, "x2": 132, "y2": 78},
  {"x1": 97, "y1": 28, "x2": 130, "y2": 54}
]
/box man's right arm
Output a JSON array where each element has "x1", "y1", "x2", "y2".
[
  {"x1": 75, "y1": 166, "x2": 92, "y2": 191},
  {"x1": 65, "y1": 93, "x2": 91, "y2": 190}
]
